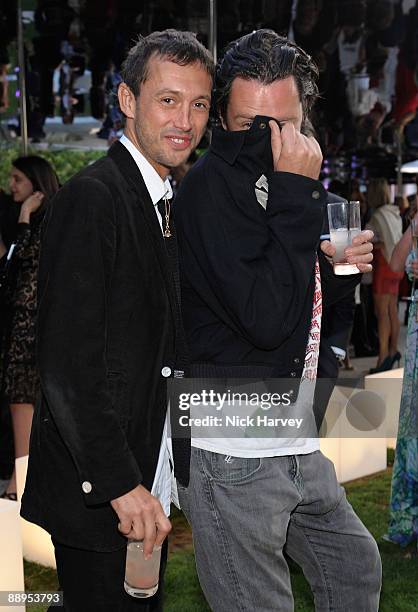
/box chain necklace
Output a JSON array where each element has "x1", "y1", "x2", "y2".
[{"x1": 162, "y1": 197, "x2": 172, "y2": 238}]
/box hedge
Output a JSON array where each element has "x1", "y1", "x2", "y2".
[{"x1": 0, "y1": 146, "x2": 104, "y2": 192}]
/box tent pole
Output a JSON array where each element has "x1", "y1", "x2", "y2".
[
  {"x1": 208, "y1": 0, "x2": 217, "y2": 64},
  {"x1": 17, "y1": 0, "x2": 28, "y2": 155}
]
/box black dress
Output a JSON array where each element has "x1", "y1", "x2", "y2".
[{"x1": 1, "y1": 214, "x2": 43, "y2": 405}]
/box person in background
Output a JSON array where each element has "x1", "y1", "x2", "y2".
[
  {"x1": 322, "y1": 179, "x2": 356, "y2": 369},
  {"x1": 0, "y1": 155, "x2": 59, "y2": 501},
  {"x1": 0, "y1": 0, "x2": 16, "y2": 117},
  {"x1": 396, "y1": 194, "x2": 411, "y2": 232},
  {"x1": 401, "y1": 194, "x2": 418, "y2": 323},
  {"x1": 367, "y1": 177, "x2": 403, "y2": 372},
  {"x1": 0, "y1": 188, "x2": 19, "y2": 484},
  {"x1": 386, "y1": 212, "x2": 418, "y2": 550},
  {"x1": 351, "y1": 178, "x2": 380, "y2": 357}
]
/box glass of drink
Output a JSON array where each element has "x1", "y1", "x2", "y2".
[
  {"x1": 124, "y1": 540, "x2": 162, "y2": 598},
  {"x1": 327, "y1": 200, "x2": 361, "y2": 275}
]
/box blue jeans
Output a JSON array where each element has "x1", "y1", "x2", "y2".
[{"x1": 178, "y1": 448, "x2": 381, "y2": 612}]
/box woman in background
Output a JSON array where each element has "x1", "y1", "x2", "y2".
[
  {"x1": 1, "y1": 156, "x2": 59, "y2": 500},
  {"x1": 386, "y1": 214, "x2": 418, "y2": 550},
  {"x1": 367, "y1": 178, "x2": 403, "y2": 372}
]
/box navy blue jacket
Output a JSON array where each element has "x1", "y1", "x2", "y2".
[{"x1": 174, "y1": 117, "x2": 358, "y2": 405}]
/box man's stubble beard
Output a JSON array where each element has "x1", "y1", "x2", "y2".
[{"x1": 135, "y1": 123, "x2": 190, "y2": 172}]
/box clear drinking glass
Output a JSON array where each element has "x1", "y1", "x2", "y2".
[
  {"x1": 327, "y1": 200, "x2": 361, "y2": 275},
  {"x1": 124, "y1": 539, "x2": 162, "y2": 598}
]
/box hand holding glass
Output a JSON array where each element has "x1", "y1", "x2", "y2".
[
  {"x1": 327, "y1": 200, "x2": 361, "y2": 275},
  {"x1": 124, "y1": 539, "x2": 162, "y2": 598}
]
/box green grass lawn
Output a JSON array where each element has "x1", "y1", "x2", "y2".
[{"x1": 24, "y1": 466, "x2": 417, "y2": 612}]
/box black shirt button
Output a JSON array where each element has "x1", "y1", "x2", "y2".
[
  {"x1": 290, "y1": 372, "x2": 297, "y2": 377},
  {"x1": 312, "y1": 190, "x2": 320, "y2": 200}
]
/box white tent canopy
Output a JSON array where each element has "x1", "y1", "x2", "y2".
[{"x1": 401, "y1": 159, "x2": 418, "y2": 174}]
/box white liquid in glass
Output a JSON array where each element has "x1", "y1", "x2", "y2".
[
  {"x1": 330, "y1": 227, "x2": 361, "y2": 275},
  {"x1": 124, "y1": 541, "x2": 160, "y2": 598}
]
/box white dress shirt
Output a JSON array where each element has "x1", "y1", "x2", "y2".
[{"x1": 119, "y1": 134, "x2": 177, "y2": 515}]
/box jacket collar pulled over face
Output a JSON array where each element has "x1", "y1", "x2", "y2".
[{"x1": 210, "y1": 115, "x2": 276, "y2": 170}]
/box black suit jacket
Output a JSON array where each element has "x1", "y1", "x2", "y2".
[{"x1": 21, "y1": 142, "x2": 182, "y2": 552}]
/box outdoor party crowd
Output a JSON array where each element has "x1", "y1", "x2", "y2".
[
  {"x1": 1, "y1": 1, "x2": 418, "y2": 150},
  {"x1": 0, "y1": 19, "x2": 417, "y2": 612}
]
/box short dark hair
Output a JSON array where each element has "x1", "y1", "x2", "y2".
[
  {"x1": 214, "y1": 29, "x2": 319, "y2": 133},
  {"x1": 12, "y1": 155, "x2": 59, "y2": 201},
  {"x1": 121, "y1": 29, "x2": 214, "y2": 98}
]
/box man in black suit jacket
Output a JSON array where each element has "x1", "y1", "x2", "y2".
[
  {"x1": 173, "y1": 30, "x2": 381, "y2": 611},
  {"x1": 21, "y1": 30, "x2": 213, "y2": 611}
]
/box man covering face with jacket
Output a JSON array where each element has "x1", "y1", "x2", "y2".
[{"x1": 173, "y1": 29, "x2": 381, "y2": 612}]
